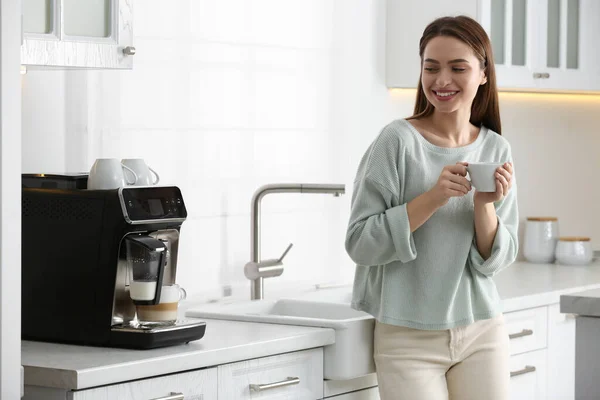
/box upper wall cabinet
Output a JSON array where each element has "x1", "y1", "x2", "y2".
[
  {"x1": 386, "y1": 0, "x2": 600, "y2": 93},
  {"x1": 21, "y1": 0, "x2": 134, "y2": 69},
  {"x1": 480, "y1": 0, "x2": 600, "y2": 92},
  {"x1": 386, "y1": 0, "x2": 479, "y2": 88}
]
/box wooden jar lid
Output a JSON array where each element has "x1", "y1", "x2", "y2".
[
  {"x1": 526, "y1": 217, "x2": 558, "y2": 221},
  {"x1": 558, "y1": 237, "x2": 591, "y2": 242}
]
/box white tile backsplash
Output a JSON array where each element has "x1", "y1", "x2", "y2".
[{"x1": 21, "y1": 0, "x2": 600, "y2": 302}]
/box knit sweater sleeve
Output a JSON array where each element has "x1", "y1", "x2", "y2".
[
  {"x1": 345, "y1": 129, "x2": 417, "y2": 266},
  {"x1": 468, "y1": 153, "x2": 520, "y2": 277}
]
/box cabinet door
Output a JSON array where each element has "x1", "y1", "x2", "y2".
[
  {"x1": 218, "y1": 348, "x2": 323, "y2": 400},
  {"x1": 536, "y1": 0, "x2": 600, "y2": 92},
  {"x1": 546, "y1": 303, "x2": 576, "y2": 400},
  {"x1": 69, "y1": 367, "x2": 217, "y2": 400},
  {"x1": 479, "y1": 0, "x2": 541, "y2": 90},
  {"x1": 509, "y1": 349, "x2": 547, "y2": 400},
  {"x1": 21, "y1": 0, "x2": 134, "y2": 69}
]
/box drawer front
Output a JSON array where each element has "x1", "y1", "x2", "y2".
[
  {"x1": 69, "y1": 367, "x2": 217, "y2": 400},
  {"x1": 509, "y1": 349, "x2": 547, "y2": 400},
  {"x1": 504, "y1": 306, "x2": 547, "y2": 355},
  {"x1": 218, "y1": 348, "x2": 323, "y2": 400}
]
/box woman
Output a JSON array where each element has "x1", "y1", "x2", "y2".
[{"x1": 345, "y1": 16, "x2": 518, "y2": 400}]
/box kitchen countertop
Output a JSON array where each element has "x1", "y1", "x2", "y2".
[
  {"x1": 560, "y1": 287, "x2": 600, "y2": 316},
  {"x1": 22, "y1": 318, "x2": 334, "y2": 391},
  {"x1": 22, "y1": 260, "x2": 600, "y2": 391}
]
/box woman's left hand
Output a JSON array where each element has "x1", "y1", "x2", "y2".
[{"x1": 474, "y1": 162, "x2": 514, "y2": 204}]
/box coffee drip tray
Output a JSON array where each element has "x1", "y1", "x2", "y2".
[
  {"x1": 112, "y1": 319, "x2": 206, "y2": 334},
  {"x1": 109, "y1": 319, "x2": 206, "y2": 349}
]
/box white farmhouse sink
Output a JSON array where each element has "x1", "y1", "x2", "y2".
[{"x1": 185, "y1": 298, "x2": 375, "y2": 380}]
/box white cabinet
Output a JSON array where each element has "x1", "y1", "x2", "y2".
[
  {"x1": 385, "y1": 0, "x2": 478, "y2": 88},
  {"x1": 69, "y1": 367, "x2": 217, "y2": 400},
  {"x1": 504, "y1": 304, "x2": 575, "y2": 400},
  {"x1": 21, "y1": 0, "x2": 134, "y2": 69},
  {"x1": 546, "y1": 303, "x2": 576, "y2": 400},
  {"x1": 479, "y1": 0, "x2": 600, "y2": 92},
  {"x1": 217, "y1": 348, "x2": 323, "y2": 400},
  {"x1": 509, "y1": 349, "x2": 548, "y2": 400},
  {"x1": 386, "y1": 0, "x2": 600, "y2": 92}
]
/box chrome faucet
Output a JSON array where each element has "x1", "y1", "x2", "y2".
[{"x1": 244, "y1": 183, "x2": 346, "y2": 300}]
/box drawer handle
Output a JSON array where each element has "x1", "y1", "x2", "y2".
[
  {"x1": 509, "y1": 329, "x2": 533, "y2": 339},
  {"x1": 149, "y1": 393, "x2": 184, "y2": 400},
  {"x1": 249, "y1": 376, "x2": 300, "y2": 392},
  {"x1": 510, "y1": 365, "x2": 536, "y2": 378}
]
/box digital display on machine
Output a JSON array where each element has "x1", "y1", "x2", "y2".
[
  {"x1": 148, "y1": 199, "x2": 164, "y2": 216},
  {"x1": 120, "y1": 186, "x2": 187, "y2": 222}
]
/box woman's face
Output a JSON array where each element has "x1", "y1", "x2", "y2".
[{"x1": 421, "y1": 36, "x2": 487, "y2": 114}]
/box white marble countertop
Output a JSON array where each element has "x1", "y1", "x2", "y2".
[
  {"x1": 22, "y1": 260, "x2": 600, "y2": 391},
  {"x1": 22, "y1": 318, "x2": 334, "y2": 390},
  {"x1": 495, "y1": 261, "x2": 600, "y2": 312}
]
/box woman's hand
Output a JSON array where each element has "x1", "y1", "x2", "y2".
[
  {"x1": 474, "y1": 162, "x2": 514, "y2": 204},
  {"x1": 429, "y1": 162, "x2": 472, "y2": 206}
]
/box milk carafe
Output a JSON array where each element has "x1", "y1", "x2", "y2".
[{"x1": 126, "y1": 235, "x2": 167, "y2": 305}]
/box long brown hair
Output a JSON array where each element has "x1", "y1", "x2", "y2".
[{"x1": 408, "y1": 16, "x2": 502, "y2": 134}]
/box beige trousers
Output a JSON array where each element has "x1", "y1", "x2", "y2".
[{"x1": 374, "y1": 314, "x2": 510, "y2": 400}]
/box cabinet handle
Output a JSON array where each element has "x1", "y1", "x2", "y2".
[
  {"x1": 509, "y1": 329, "x2": 533, "y2": 339},
  {"x1": 249, "y1": 376, "x2": 300, "y2": 392},
  {"x1": 123, "y1": 46, "x2": 136, "y2": 56},
  {"x1": 149, "y1": 393, "x2": 184, "y2": 400},
  {"x1": 533, "y1": 72, "x2": 550, "y2": 79},
  {"x1": 510, "y1": 365, "x2": 536, "y2": 377}
]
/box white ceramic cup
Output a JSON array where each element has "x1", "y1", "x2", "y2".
[
  {"x1": 466, "y1": 162, "x2": 504, "y2": 192},
  {"x1": 87, "y1": 158, "x2": 137, "y2": 190},
  {"x1": 121, "y1": 158, "x2": 160, "y2": 186},
  {"x1": 555, "y1": 237, "x2": 593, "y2": 266},
  {"x1": 523, "y1": 217, "x2": 560, "y2": 263}
]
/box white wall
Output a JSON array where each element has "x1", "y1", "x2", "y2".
[{"x1": 22, "y1": 0, "x2": 600, "y2": 303}]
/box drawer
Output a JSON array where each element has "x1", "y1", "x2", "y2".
[
  {"x1": 504, "y1": 306, "x2": 547, "y2": 355},
  {"x1": 509, "y1": 349, "x2": 547, "y2": 400},
  {"x1": 217, "y1": 348, "x2": 323, "y2": 400},
  {"x1": 69, "y1": 367, "x2": 218, "y2": 400}
]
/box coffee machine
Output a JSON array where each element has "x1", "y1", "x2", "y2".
[{"x1": 22, "y1": 174, "x2": 206, "y2": 349}]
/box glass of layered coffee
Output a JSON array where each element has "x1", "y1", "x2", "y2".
[{"x1": 136, "y1": 284, "x2": 186, "y2": 326}]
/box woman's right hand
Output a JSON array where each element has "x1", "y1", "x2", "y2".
[{"x1": 429, "y1": 162, "x2": 472, "y2": 206}]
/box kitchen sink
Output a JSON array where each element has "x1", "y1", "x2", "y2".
[{"x1": 185, "y1": 298, "x2": 375, "y2": 380}]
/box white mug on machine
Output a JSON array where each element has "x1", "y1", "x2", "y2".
[
  {"x1": 121, "y1": 159, "x2": 160, "y2": 186},
  {"x1": 87, "y1": 158, "x2": 137, "y2": 190}
]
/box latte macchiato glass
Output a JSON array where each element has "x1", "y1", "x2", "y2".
[{"x1": 136, "y1": 284, "x2": 186, "y2": 326}]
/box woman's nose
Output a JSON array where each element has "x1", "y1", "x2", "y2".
[{"x1": 436, "y1": 69, "x2": 452, "y2": 87}]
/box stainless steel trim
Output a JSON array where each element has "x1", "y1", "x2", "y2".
[
  {"x1": 249, "y1": 377, "x2": 300, "y2": 392},
  {"x1": 111, "y1": 320, "x2": 206, "y2": 334},
  {"x1": 117, "y1": 187, "x2": 186, "y2": 225},
  {"x1": 149, "y1": 393, "x2": 184, "y2": 400},
  {"x1": 509, "y1": 329, "x2": 534, "y2": 339},
  {"x1": 510, "y1": 365, "x2": 536, "y2": 377}
]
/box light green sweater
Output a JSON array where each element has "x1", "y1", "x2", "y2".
[{"x1": 345, "y1": 119, "x2": 519, "y2": 330}]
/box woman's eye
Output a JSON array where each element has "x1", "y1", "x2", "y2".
[
  {"x1": 424, "y1": 67, "x2": 438, "y2": 72},
  {"x1": 453, "y1": 68, "x2": 466, "y2": 72}
]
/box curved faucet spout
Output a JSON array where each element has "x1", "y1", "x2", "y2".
[{"x1": 249, "y1": 183, "x2": 345, "y2": 300}]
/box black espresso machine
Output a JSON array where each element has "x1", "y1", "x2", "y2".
[{"x1": 22, "y1": 174, "x2": 206, "y2": 349}]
